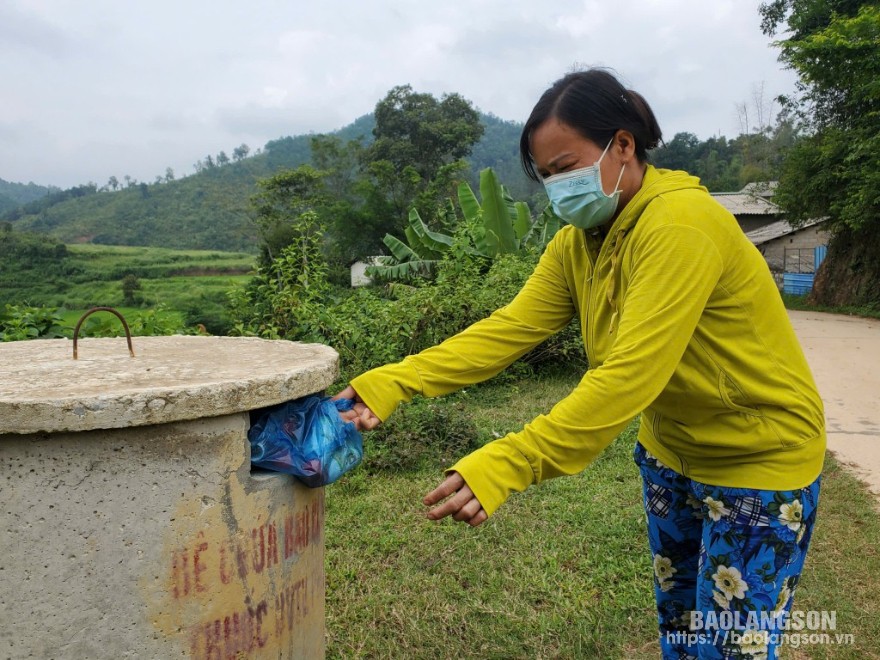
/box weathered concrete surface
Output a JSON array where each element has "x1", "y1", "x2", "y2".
[
  {"x1": 0, "y1": 336, "x2": 338, "y2": 658},
  {"x1": 1, "y1": 415, "x2": 325, "y2": 658},
  {"x1": 0, "y1": 336, "x2": 338, "y2": 434},
  {"x1": 789, "y1": 310, "x2": 880, "y2": 498}
]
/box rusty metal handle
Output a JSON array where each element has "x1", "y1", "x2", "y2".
[{"x1": 72, "y1": 307, "x2": 135, "y2": 360}]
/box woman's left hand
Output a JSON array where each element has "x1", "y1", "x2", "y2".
[{"x1": 423, "y1": 471, "x2": 487, "y2": 527}]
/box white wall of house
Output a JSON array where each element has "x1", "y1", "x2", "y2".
[
  {"x1": 350, "y1": 257, "x2": 383, "y2": 287},
  {"x1": 756, "y1": 224, "x2": 831, "y2": 273}
]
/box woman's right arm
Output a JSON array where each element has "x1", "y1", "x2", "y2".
[{"x1": 347, "y1": 232, "x2": 577, "y2": 422}]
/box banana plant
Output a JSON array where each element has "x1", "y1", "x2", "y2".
[
  {"x1": 368, "y1": 207, "x2": 450, "y2": 280},
  {"x1": 522, "y1": 205, "x2": 562, "y2": 249},
  {"x1": 367, "y1": 167, "x2": 559, "y2": 282}
]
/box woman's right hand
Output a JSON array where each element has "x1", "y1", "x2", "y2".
[{"x1": 332, "y1": 385, "x2": 381, "y2": 431}]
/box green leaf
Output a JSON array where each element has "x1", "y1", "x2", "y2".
[
  {"x1": 407, "y1": 208, "x2": 453, "y2": 254},
  {"x1": 457, "y1": 181, "x2": 481, "y2": 224},
  {"x1": 383, "y1": 234, "x2": 420, "y2": 262},
  {"x1": 403, "y1": 226, "x2": 428, "y2": 257},
  {"x1": 479, "y1": 168, "x2": 517, "y2": 256},
  {"x1": 442, "y1": 198, "x2": 458, "y2": 229},
  {"x1": 513, "y1": 202, "x2": 531, "y2": 240}
]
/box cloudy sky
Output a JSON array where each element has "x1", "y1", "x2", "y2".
[{"x1": 1, "y1": 0, "x2": 796, "y2": 189}]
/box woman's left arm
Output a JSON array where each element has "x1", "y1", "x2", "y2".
[{"x1": 444, "y1": 218, "x2": 725, "y2": 518}]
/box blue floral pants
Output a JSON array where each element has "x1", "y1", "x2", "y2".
[{"x1": 634, "y1": 442, "x2": 820, "y2": 660}]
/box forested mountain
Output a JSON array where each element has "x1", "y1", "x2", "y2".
[
  {"x1": 7, "y1": 160, "x2": 268, "y2": 251},
  {"x1": 3, "y1": 105, "x2": 786, "y2": 254},
  {"x1": 4, "y1": 138, "x2": 312, "y2": 252},
  {"x1": 3, "y1": 112, "x2": 536, "y2": 253},
  {"x1": 0, "y1": 179, "x2": 56, "y2": 215}
]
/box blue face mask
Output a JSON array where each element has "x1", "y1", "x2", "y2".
[{"x1": 543, "y1": 139, "x2": 626, "y2": 230}]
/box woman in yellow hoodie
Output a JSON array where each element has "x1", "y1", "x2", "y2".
[{"x1": 336, "y1": 69, "x2": 825, "y2": 658}]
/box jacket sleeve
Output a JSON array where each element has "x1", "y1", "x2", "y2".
[
  {"x1": 350, "y1": 234, "x2": 576, "y2": 421},
  {"x1": 450, "y1": 216, "x2": 725, "y2": 516}
]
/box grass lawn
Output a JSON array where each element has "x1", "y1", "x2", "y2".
[{"x1": 324, "y1": 370, "x2": 880, "y2": 659}]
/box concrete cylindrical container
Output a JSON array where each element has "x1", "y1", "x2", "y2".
[{"x1": 0, "y1": 335, "x2": 338, "y2": 659}]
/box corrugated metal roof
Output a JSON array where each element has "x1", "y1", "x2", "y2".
[
  {"x1": 712, "y1": 192, "x2": 782, "y2": 216},
  {"x1": 739, "y1": 181, "x2": 778, "y2": 199},
  {"x1": 744, "y1": 217, "x2": 828, "y2": 245}
]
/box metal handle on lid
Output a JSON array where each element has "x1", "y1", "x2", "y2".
[{"x1": 72, "y1": 307, "x2": 135, "y2": 360}]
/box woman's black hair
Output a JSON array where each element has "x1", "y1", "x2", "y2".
[{"x1": 519, "y1": 68, "x2": 663, "y2": 181}]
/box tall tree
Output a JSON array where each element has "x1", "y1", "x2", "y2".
[
  {"x1": 760, "y1": 0, "x2": 880, "y2": 304},
  {"x1": 310, "y1": 135, "x2": 392, "y2": 262},
  {"x1": 232, "y1": 144, "x2": 250, "y2": 162},
  {"x1": 250, "y1": 165, "x2": 327, "y2": 265},
  {"x1": 367, "y1": 85, "x2": 484, "y2": 181},
  {"x1": 364, "y1": 85, "x2": 484, "y2": 229}
]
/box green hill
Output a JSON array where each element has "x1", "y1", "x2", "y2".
[
  {"x1": 0, "y1": 178, "x2": 54, "y2": 204},
  {"x1": 4, "y1": 113, "x2": 532, "y2": 252},
  {"x1": 0, "y1": 193, "x2": 16, "y2": 215},
  {"x1": 0, "y1": 178, "x2": 55, "y2": 214}
]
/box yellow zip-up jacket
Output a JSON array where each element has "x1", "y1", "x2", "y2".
[{"x1": 351, "y1": 166, "x2": 826, "y2": 517}]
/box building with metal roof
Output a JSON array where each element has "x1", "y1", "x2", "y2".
[
  {"x1": 711, "y1": 187, "x2": 783, "y2": 232},
  {"x1": 745, "y1": 217, "x2": 830, "y2": 277}
]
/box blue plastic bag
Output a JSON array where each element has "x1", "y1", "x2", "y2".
[{"x1": 248, "y1": 396, "x2": 363, "y2": 487}]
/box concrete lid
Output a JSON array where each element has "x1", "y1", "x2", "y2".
[{"x1": 0, "y1": 336, "x2": 339, "y2": 435}]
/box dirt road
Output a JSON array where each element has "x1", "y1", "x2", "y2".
[{"x1": 789, "y1": 310, "x2": 880, "y2": 497}]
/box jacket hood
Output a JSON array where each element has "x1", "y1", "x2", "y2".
[
  {"x1": 601, "y1": 166, "x2": 707, "y2": 334},
  {"x1": 611, "y1": 165, "x2": 706, "y2": 234}
]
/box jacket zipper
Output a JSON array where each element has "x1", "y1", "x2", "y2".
[
  {"x1": 586, "y1": 227, "x2": 614, "y2": 367},
  {"x1": 583, "y1": 230, "x2": 600, "y2": 368}
]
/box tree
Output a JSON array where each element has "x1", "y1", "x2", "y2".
[
  {"x1": 250, "y1": 166, "x2": 327, "y2": 264},
  {"x1": 121, "y1": 274, "x2": 141, "y2": 306},
  {"x1": 368, "y1": 85, "x2": 484, "y2": 181},
  {"x1": 232, "y1": 144, "x2": 250, "y2": 162},
  {"x1": 363, "y1": 85, "x2": 484, "y2": 229},
  {"x1": 760, "y1": 1, "x2": 880, "y2": 305},
  {"x1": 761, "y1": 0, "x2": 878, "y2": 229},
  {"x1": 309, "y1": 135, "x2": 388, "y2": 263},
  {"x1": 217, "y1": 151, "x2": 230, "y2": 166},
  {"x1": 228, "y1": 211, "x2": 329, "y2": 341},
  {"x1": 653, "y1": 132, "x2": 701, "y2": 172}
]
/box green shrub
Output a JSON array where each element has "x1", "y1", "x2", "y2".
[
  {"x1": 363, "y1": 397, "x2": 483, "y2": 473},
  {"x1": 230, "y1": 240, "x2": 587, "y2": 384},
  {"x1": 180, "y1": 297, "x2": 235, "y2": 335},
  {"x1": 227, "y1": 211, "x2": 329, "y2": 340},
  {"x1": 0, "y1": 304, "x2": 67, "y2": 341},
  {"x1": 326, "y1": 250, "x2": 586, "y2": 382},
  {"x1": 69, "y1": 305, "x2": 191, "y2": 338}
]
